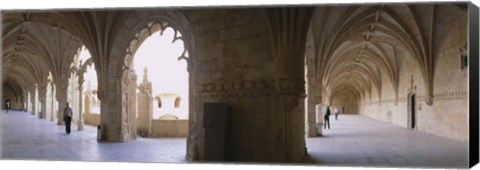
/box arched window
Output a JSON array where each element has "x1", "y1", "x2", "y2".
[
  {"x1": 78, "y1": 46, "x2": 99, "y2": 114},
  {"x1": 155, "y1": 96, "x2": 162, "y2": 108},
  {"x1": 174, "y1": 96, "x2": 181, "y2": 108},
  {"x1": 131, "y1": 26, "x2": 189, "y2": 119}
]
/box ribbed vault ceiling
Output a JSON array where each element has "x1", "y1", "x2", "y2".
[
  {"x1": 1, "y1": 4, "x2": 467, "y2": 106},
  {"x1": 2, "y1": 12, "x2": 83, "y2": 90},
  {"x1": 310, "y1": 4, "x2": 465, "y2": 104}
]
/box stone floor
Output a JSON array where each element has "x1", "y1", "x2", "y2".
[
  {"x1": 0, "y1": 110, "x2": 186, "y2": 163},
  {"x1": 1, "y1": 110, "x2": 469, "y2": 169},
  {"x1": 303, "y1": 114, "x2": 469, "y2": 169}
]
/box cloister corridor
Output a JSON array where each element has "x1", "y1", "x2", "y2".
[
  {"x1": 1, "y1": 110, "x2": 468, "y2": 168},
  {"x1": 1, "y1": 4, "x2": 475, "y2": 169}
]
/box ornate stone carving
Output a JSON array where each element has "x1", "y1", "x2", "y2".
[
  {"x1": 127, "y1": 69, "x2": 138, "y2": 139},
  {"x1": 137, "y1": 67, "x2": 153, "y2": 137},
  {"x1": 198, "y1": 79, "x2": 305, "y2": 98},
  {"x1": 366, "y1": 90, "x2": 468, "y2": 105},
  {"x1": 433, "y1": 90, "x2": 468, "y2": 101}
]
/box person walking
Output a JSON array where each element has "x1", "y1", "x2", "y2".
[
  {"x1": 63, "y1": 102, "x2": 73, "y2": 134},
  {"x1": 324, "y1": 105, "x2": 331, "y2": 129}
]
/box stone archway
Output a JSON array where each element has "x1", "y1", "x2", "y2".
[{"x1": 122, "y1": 17, "x2": 193, "y2": 141}]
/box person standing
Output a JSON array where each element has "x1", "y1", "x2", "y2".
[
  {"x1": 324, "y1": 105, "x2": 331, "y2": 129},
  {"x1": 63, "y1": 102, "x2": 73, "y2": 134},
  {"x1": 334, "y1": 107, "x2": 339, "y2": 120},
  {"x1": 5, "y1": 100, "x2": 10, "y2": 113}
]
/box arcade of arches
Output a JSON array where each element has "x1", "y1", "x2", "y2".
[{"x1": 1, "y1": 3, "x2": 470, "y2": 163}]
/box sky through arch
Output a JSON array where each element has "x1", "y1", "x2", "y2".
[{"x1": 133, "y1": 27, "x2": 189, "y2": 119}]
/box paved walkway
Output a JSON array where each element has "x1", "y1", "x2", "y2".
[
  {"x1": 304, "y1": 114, "x2": 469, "y2": 169},
  {"x1": 1, "y1": 110, "x2": 186, "y2": 163},
  {"x1": 1, "y1": 110, "x2": 469, "y2": 169}
]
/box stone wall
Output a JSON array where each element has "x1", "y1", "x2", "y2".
[
  {"x1": 151, "y1": 120, "x2": 188, "y2": 137},
  {"x1": 84, "y1": 112, "x2": 188, "y2": 138},
  {"x1": 2, "y1": 86, "x2": 23, "y2": 110},
  {"x1": 184, "y1": 8, "x2": 306, "y2": 162},
  {"x1": 358, "y1": 12, "x2": 468, "y2": 142},
  {"x1": 420, "y1": 11, "x2": 468, "y2": 141},
  {"x1": 331, "y1": 90, "x2": 359, "y2": 114},
  {"x1": 84, "y1": 113, "x2": 101, "y2": 126}
]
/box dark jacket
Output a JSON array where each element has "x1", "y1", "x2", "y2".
[{"x1": 325, "y1": 108, "x2": 331, "y2": 117}]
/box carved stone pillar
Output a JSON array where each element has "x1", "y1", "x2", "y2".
[
  {"x1": 97, "y1": 69, "x2": 136, "y2": 142},
  {"x1": 50, "y1": 85, "x2": 55, "y2": 121},
  {"x1": 306, "y1": 92, "x2": 317, "y2": 137},
  {"x1": 97, "y1": 88, "x2": 106, "y2": 141},
  {"x1": 71, "y1": 75, "x2": 80, "y2": 126},
  {"x1": 275, "y1": 80, "x2": 307, "y2": 162},
  {"x1": 191, "y1": 9, "x2": 313, "y2": 163},
  {"x1": 84, "y1": 92, "x2": 90, "y2": 115},
  {"x1": 265, "y1": 8, "x2": 313, "y2": 162},
  {"x1": 315, "y1": 101, "x2": 324, "y2": 135},
  {"x1": 56, "y1": 81, "x2": 69, "y2": 125},
  {"x1": 196, "y1": 79, "x2": 307, "y2": 162},
  {"x1": 36, "y1": 84, "x2": 40, "y2": 117},
  {"x1": 137, "y1": 67, "x2": 153, "y2": 137},
  {"x1": 38, "y1": 82, "x2": 48, "y2": 119},
  {"x1": 78, "y1": 76, "x2": 85, "y2": 131},
  {"x1": 24, "y1": 91, "x2": 28, "y2": 112},
  {"x1": 127, "y1": 70, "x2": 137, "y2": 139},
  {"x1": 31, "y1": 86, "x2": 36, "y2": 116},
  {"x1": 46, "y1": 82, "x2": 52, "y2": 120},
  {"x1": 305, "y1": 53, "x2": 317, "y2": 137},
  {"x1": 29, "y1": 91, "x2": 32, "y2": 114}
]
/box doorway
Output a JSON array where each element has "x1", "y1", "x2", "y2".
[{"x1": 408, "y1": 94, "x2": 416, "y2": 129}]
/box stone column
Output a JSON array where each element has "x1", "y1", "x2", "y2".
[
  {"x1": 56, "y1": 81, "x2": 68, "y2": 125},
  {"x1": 77, "y1": 75, "x2": 85, "y2": 131},
  {"x1": 305, "y1": 29, "x2": 319, "y2": 137},
  {"x1": 97, "y1": 68, "x2": 129, "y2": 142},
  {"x1": 35, "y1": 84, "x2": 40, "y2": 117},
  {"x1": 38, "y1": 82, "x2": 47, "y2": 119},
  {"x1": 68, "y1": 74, "x2": 76, "y2": 124},
  {"x1": 50, "y1": 85, "x2": 55, "y2": 121},
  {"x1": 186, "y1": 8, "x2": 313, "y2": 162},
  {"x1": 275, "y1": 80, "x2": 307, "y2": 162},
  {"x1": 127, "y1": 69, "x2": 137, "y2": 139},
  {"x1": 315, "y1": 102, "x2": 325, "y2": 135},
  {"x1": 265, "y1": 8, "x2": 313, "y2": 162},
  {"x1": 137, "y1": 67, "x2": 153, "y2": 137},
  {"x1": 27, "y1": 90, "x2": 31, "y2": 114},
  {"x1": 72, "y1": 75, "x2": 80, "y2": 125},
  {"x1": 31, "y1": 86, "x2": 36, "y2": 116},
  {"x1": 84, "y1": 92, "x2": 90, "y2": 115},
  {"x1": 46, "y1": 82, "x2": 51, "y2": 120},
  {"x1": 23, "y1": 91, "x2": 28, "y2": 112},
  {"x1": 306, "y1": 93, "x2": 317, "y2": 137}
]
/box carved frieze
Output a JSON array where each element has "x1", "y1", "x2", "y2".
[
  {"x1": 364, "y1": 90, "x2": 467, "y2": 105},
  {"x1": 433, "y1": 90, "x2": 468, "y2": 101},
  {"x1": 198, "y1": 79, "x2": 305, "y2": 98}
]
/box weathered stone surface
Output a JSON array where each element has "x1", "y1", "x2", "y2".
[
  {"x1": 150, "y1": 120, "x2": 188, "y2": 137},
  {"x1": 137, "y1": 68, "x2": 153, "y2": 137},
  {"x1": 84, "y1": 113, "x2": 101, "y2": 126},
  {"x1": 357, "y1": 10, "x2": 468, "y2": 142},
  {"x1": 0, "y1": 3, "x2": 470, "y2": 164}
]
